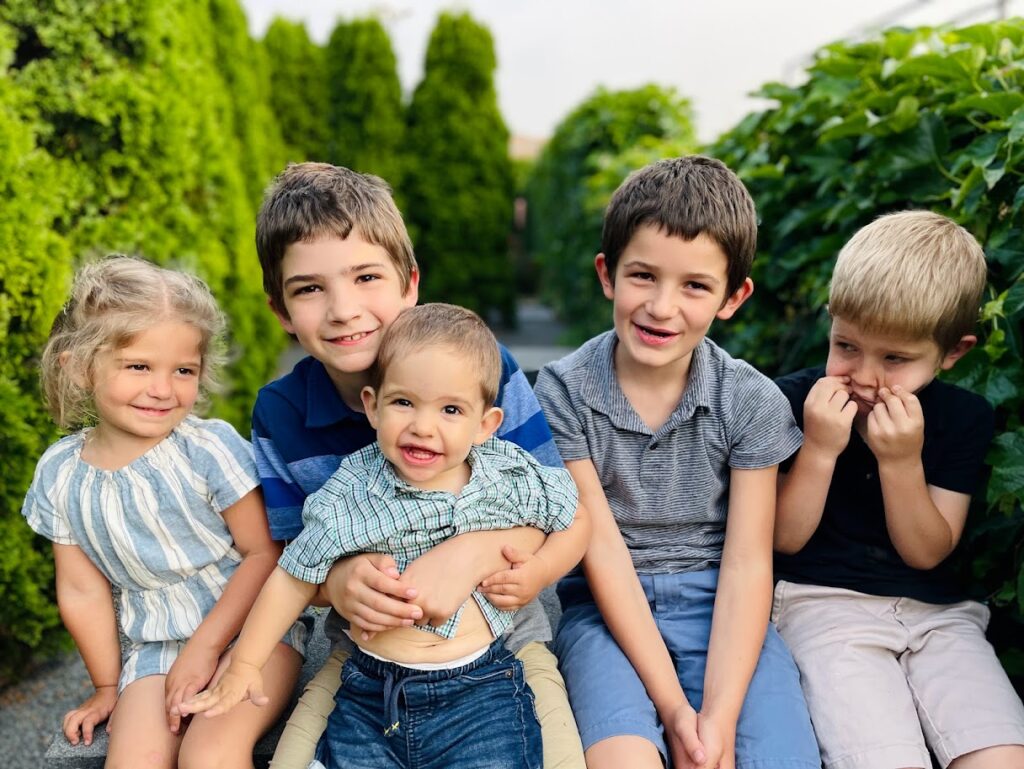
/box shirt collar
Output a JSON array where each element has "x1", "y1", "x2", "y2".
[
  {"x1": 305, "y1": 358, "x2": 365, "y2": 429},
  {"x1": 580, "y1": 331, "x2": 712, "y2": 433}
]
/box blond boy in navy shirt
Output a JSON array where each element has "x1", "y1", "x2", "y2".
[{"x1": 774, "y1": 211, "x2": 1024, "y2": 769}]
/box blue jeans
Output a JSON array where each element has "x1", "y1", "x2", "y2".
[
  {"x1": 322, "y1": 641, "x2": 542, "y2": 769},
  {"x1": 555, "y1": 570, "x2": 821, "y2": 769}
]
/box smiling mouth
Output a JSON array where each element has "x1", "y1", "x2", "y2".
[
  {"x1": 634, "y1": 322, "x2": 678, "y2": 342},
  {"x1": 400, "y1": 446, "x2": 440, "y2": 465},
  {"x1": 329, "y1": 330, "x2": 375, "y2": 345},
  {"x1": 132, "y1": 406, "x2": 173, "y2": 416}
]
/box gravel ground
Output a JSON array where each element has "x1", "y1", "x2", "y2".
[{"x1": 0, "y1": 651, "x2": 92, "y2": 768}]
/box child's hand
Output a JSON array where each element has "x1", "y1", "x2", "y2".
[
  {"x1": 478, "y1": 546, "x2": 551, "y2": 610},
  {"x1": 865, "y1": 386, "x2": 925, "y2": 465},
  {"x1": 177, "y1": 659, "x2": 268, "y2": 719},
  {"x1": 63, "y1": 686, "x2": 117, "y2": 747},
  {"x1": 165, "y1": 641, "x2": 219, "y2": 733},
  {"x1": 400, "y1": 554, "x2": 476, "y2": 627},
  {"x1": 324, "y1": 553, "x2": 422, "y2": 641},
  {"x1": 803, "y1": 376, "x2": 857, "y2": 458},
  {"x1": 692, "y1": 712, "x2": 735, "y2": 769},
  {"x1": 662, "y1": 702, "x2": 707, "y2": 768}
]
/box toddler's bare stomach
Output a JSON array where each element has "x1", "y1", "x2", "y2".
[{"x1": 358, "y1": 597, "x2": 495, "y2": 665}]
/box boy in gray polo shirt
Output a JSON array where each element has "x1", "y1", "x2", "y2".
[{"x1": 535, "y1": 156, "x2": 820, "y2": 769}]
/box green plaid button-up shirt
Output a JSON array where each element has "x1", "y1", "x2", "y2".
[{"x1": 278, "y1": 436, "x2": 578, "y2": 639}]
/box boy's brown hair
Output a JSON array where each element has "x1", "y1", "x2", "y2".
[
  {"x1": 256, "y1": 162, "x2": 417, "y2": 315},
  {"x1": 600, "y1": 155, "x2": 758, "y2": 296},
  {"x1": 829, "y1": 210, "x2": 988, "y2": 352},
  {"x1": 370, "y1": 303, "x2": 502, "y2": 406}
]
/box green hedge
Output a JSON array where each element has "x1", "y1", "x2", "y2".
[
  {"x1": 709, "y1": 20, "x2": 1024, "y2": 674},
  {"x1": 525, "y1": 86, "x2": 698, "y2": 341},
  {"x1": 0, "y1": 0, "x2": 286, "y2": 681},
  {"x1": 403, "y1": 12, "x2": 516, "y2": 324},
  {"x1": 325, "y1": 18, "x2": 404, "y2": 189}
]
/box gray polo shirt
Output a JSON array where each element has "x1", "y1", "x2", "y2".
[{"x1": 535, "y1": 331, "x2": 802, "y2": 574}]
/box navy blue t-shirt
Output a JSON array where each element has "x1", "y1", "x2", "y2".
[{"x1": 774, "y1": 366, "x2": 994, "y2": 604}]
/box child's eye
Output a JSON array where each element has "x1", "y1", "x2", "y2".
[
  {"x1": 392, "y1": 398, "x2": 412, "y2": 408},
  {"x1": 629, "y1": 271, "x2": 655, "y2": 281},
  {"x1": 685, "y1": 281, "x2": 708, "y2": 292},
  {"x1": 885, "y1": 355, "x2": 908, "y2": 364},
  {"x1": 834, "y1": 342, "x2": 856, "y2": 353},
  {"x1": 177, "y1": 367, "x2": 198, "y2": 377},
  {"x1": 355, "y1": 274, "x2": 381, "y2": 284},
  {"x1": 127, "y1": 363, "x2": 148, "y2": 371},
  {"x1": 291, "y1": 284, "x2": 321, "y2": 296},
  {"x1": 442, "y1": 405, "x2": 462, "y2": 416}
]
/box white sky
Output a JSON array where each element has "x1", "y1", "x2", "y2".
[{"x1": 240, "y1": 0, "x2": 1021, "y2": 143}]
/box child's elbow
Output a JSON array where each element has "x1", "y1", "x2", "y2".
[
  {"x1": 900, "y1": 550, "x2": 946, "y2": 571},
  {"x1": 772, "y1": 529, "x2": 807, "y2": 555}
]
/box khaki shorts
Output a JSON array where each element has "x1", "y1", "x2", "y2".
[{"x1": 772, "y1": 580, "x2": 1024, "y2": 769}]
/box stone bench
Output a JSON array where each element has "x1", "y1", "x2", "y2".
[{"x1": 44, "y1": 589, "x2": 563, "y2": 768}]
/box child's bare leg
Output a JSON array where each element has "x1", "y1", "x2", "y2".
[
  {"x1": 269, "y1": 646, "x2": 349, "y2": 769},
  {"x1": 105, "y1": 675, "x2": 182, "y2": 769},
  {"x1": 178, "y1": 643, "x2": 302, "y2": 769},
  {"x1": 516, "y1": 641, "x2": 585, "y2": 769},
  {"x1": 584, "y1": 735, "x2": 662, "y2": 769},
  {"x1": 950, "y1": 745, "x2": 1024, "y2": 768}
]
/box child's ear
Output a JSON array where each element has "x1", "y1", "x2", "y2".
[
  {"x1": 403, "y1": 269, "x2": 421, "y2": 307},
  {"x1": 939, "y1": 335, "x2": 977, "y2": 370},
  {"x1": 594, "y1": 254, "x2": 615, "y2": 301},
  {"x1": 268, "y1": 296, "x2": 295, "y2": 335},
  {"x1": 360, "y1": 386, "x2": 380, "y2": 429},
  {"x1": 716, "y1": 277, "x2": 754, "y2": 320},
  {"x1": 474, "y1": 406, "x2": 504, "y2": 444}
]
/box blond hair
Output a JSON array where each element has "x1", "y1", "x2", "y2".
[
  {"x1": 256, "y1": 163, "x2": 417, "y2": 315},
  {"x1": 370, "y1": 303, "x2": 501, "y2": 406},
  {"x1": 829, "y1": 211, "x2": 987, "y2": 352},
  {"x1": 40, "y1": 255, "x2": 226, "y2": 429}
]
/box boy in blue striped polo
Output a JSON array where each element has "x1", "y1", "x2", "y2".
[
  {"x1": 184, "y1": 303, "x2": 586, "y2": 769},
  {"x1": 248, "y1": 163, "x2": 587, "y2": 769},
  {"x1": 535, "y1": 156, "x2": 820, "y2": 769}
]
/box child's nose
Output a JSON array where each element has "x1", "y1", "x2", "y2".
[
  {"x1": 851, "y1": 360, "x2": 884, "y2": 390},
  {"x1": 646, "y1": 287, "x2": 674, "y2": 319},
  {"x1": 409, "y1": 412, "x2": 435, "y2": 436},
  {"x1": 148, "y1": 373, "x2": 174, "y2": 398},
  {"x1": 327, "y1": 286, "x2": 359, "y2": 323}
]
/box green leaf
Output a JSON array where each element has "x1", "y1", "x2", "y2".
[
  {"x1": 895, "y1": 53, "x2": 972, "y2": 84},
  {"x1": 1005, "y1": 278, "x2": 1024, "y2": 318},
  {"x1": 1008, "y1": 108, "x2": 1024, "y2": 143},
  {"x1": 953, "y1": 92, "x2": 1024, "y2": 119}
]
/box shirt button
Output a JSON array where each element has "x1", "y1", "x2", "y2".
[{"x1": 650, "y1": 442, "x2": 658, "y2": 450}]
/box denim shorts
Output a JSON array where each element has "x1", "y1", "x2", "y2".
[
  {"x1": 322, "y1": 641, "x2": 542, "y2": 769},
  {"x1": 555, "y1": 570, "x2": 821, "y2": 769}
]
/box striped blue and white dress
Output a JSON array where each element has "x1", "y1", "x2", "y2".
[{"x1": 22, "y1": 415, "x2": 306, "y2": 690}]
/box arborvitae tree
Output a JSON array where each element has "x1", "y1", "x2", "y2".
[
  {"x1": 403, "y1": 12, "x2": 515, "y2": 324},
  {"x1": 207, "y1": 0, "x2": 288, "y2": 207},
  {"x1": 262, "y1": 17, "x2": 329, "y2": 162},
  {"x1": 0, "y1": 18, "x2": 73, "y2": 683},
  {"x1": 325, "y1": 17, "x2": 404, "y2": 187}
]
